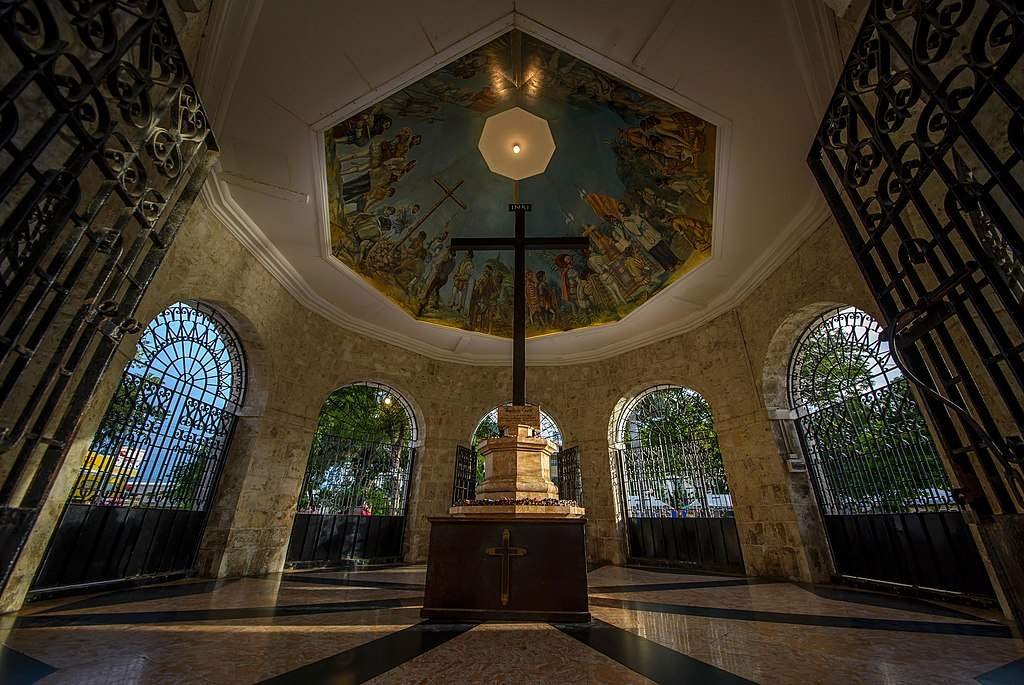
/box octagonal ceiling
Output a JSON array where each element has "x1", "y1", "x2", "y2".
[
  {"x1": 323, "y1": 31, "x2": 716, "y2": 338},
  {"x1": 198, "y1": 0, "x2": 841, "y2": 364}
]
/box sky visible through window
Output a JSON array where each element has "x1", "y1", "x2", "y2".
[{"x1": 88, "y1": 302, "x2": 243, "y2": 501}]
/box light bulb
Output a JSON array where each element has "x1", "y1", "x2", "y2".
[
  {"x1": 383, "y1": 396, "x2": 393, "y2": 406},
  {"x1": 512, "y1": 143, "x2": 521, "y2": 154}
]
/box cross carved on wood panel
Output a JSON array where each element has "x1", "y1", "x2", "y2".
[{"x1": 484, "y1": 527, "x2": 528, "y2": 606}]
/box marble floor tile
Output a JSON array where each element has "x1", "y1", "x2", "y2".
[
  {"x1": 366, "y1": 623, "x2": 656, "y2": 685},
  {"x1": 2, "y1": 564, "x2": 1021, "y2": 685}
]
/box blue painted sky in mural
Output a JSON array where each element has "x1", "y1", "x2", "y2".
[{"x1": 325, "y1": 30, "x2": 716, "y2": 338}]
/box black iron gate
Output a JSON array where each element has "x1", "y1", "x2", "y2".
[
  {"x1": 552, "y1": 445, "x2": 583, "y2": 504},
  {"x1": 807, "y1": 0, "x2": 1022, "y2": 616},
  {"x1": 451, "y1": 445, "x2": 477, "y2": 504},
  {"x1": 791, "y1": 307, "x2": 992, "y2": 596},
  {"x1": 286, "y1": 383, "x2": 416, "y2": 567},
  {"x1": 0, "y1": 1, "x2": 217, "y2": 590},
  {"x1": 32, "y1": 302, "x2": 246, "y2": 591},
  {"x1": 617, "y1": 443, "x2": 743, "y2": 572},
  {"x1": 615, "y1": 386, "x2": 743, "y2": 572}
]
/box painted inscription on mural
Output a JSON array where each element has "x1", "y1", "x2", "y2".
[{"x1": 324, "y1": 31, "x2": 715, "y2": 338}]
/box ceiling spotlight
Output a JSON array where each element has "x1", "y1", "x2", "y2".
[{"x1": 479, "y1": 108, "x2": 554, "y2": 180}]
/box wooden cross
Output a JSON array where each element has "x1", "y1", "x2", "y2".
[
  {"x1": 484, "y1": 528, "x2": 528, "y2": 606},
  {"x1": 451, "y1": 203, "x2": 588, "y2": 404},
  {"x1": 395, "y1": 177, "x2": 466, "y2": 248}
]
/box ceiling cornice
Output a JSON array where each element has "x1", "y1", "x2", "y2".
[{"x1": 198, "y1": 6, "x2": 837, "y2": 367}]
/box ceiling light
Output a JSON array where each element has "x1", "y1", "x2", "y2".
[{"x1": 478, "y1": 107, "x2": 555, "y2": 180}]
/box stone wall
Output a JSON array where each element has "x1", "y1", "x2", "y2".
[
  {"x1": 528, "y1": 219, "x2": 878, "y2": 579},
  {"x1": 5, "y1": 195, "x2": 880, "y2": 611}
]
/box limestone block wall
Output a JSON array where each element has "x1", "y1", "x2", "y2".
[{"x1": 6, "y1": 196, "x2": 882, "y2": 611}]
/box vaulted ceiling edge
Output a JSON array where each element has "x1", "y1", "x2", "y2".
[
  {"x1": 198, "y1": 8, "x2": 835, "y2": 365},
  {"x1": 318, "y1": 25, "x2": 721, "y2": 339},
  {"x1": 203, "y1": 171, "x2": 829, "y2": 366}
]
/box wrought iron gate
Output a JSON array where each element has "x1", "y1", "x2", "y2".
[
  {"x1": 0, "y1": 2, "x2": 217, "y2": 591},
  {"x1": 32, "y1": 302, "x2": 245, "y2": 591},
  {"x1": 286, "y1": 383, "x2": 416, "y2": 566},
  {"x1": 451, "y1": 445, "x2": 476, "y2": 504},
  {"x1": 615, "y1": 387, "x2": 743, "y2": 572},
  {"x1": 617, "y1": 443, "x2": 743, "y2": 572},
  {"x1": 551, "y1": 445, "x2": 583, "y2": 504},
  {"x1": 791, "y1": 307, "x2": 992, "y2": 595},
  {"x1": 807, "y1": 0, "x2": 1023, "y2": 618}
]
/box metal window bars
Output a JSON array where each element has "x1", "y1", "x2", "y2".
[
  {"x1": 65, "y1": 301, "x2": 245, "y2": 512},
  {"x1": 615, "y1": 385, "x2": 733, "y2": 519},
  {"x1": 296, "y1": 383, "x2": 417, "y2": 517},
  {"x1": 790, "y1": 307, "x2": 958, "y2": 515},
  {"x1": 806, "y1": 0, "x2": 1024, "y2": 518},
  {"x1": 0, "y1": 1, "x2": 218, "y2": 587}
]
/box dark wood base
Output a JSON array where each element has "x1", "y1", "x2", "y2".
[{"x1": 421, "y1": 516, "x2": 590, "y2": 623}]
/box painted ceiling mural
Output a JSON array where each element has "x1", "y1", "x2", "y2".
[{"x1": 324, "y1": 31, "x2": 716, "y2": 338}]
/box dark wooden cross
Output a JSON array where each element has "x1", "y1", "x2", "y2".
[
  {"x1": 484, "y1": 527, "x2": 528, "y2": 606},
  {"x1": 451, "y1": 203, "x2": 588, "y2": 404}
]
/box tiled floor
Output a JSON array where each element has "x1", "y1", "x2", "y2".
[{"x1": 2, "y1": 565, "x2": 1022, "y2": 684}]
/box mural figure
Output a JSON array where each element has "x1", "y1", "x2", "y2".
[
  {"x1": 323, "y1": 30, "x2": 716, "y2": 337},
  {"x1": 396, "y1": 231, "x2": 428, "y2": 293},
  {"x1": 450, "y1": 250, "x2": 474, "y2": 311},
  {"x1": 535, "y1": 271, "x2": 557, "y2": 327},
  {"x1": 414, "y1": 230, "x2": 449, "y2": 292},
  {"x1": 525, "y1": 270, "x2": 540, "y2": 325},
  {"x1": 417, "y1": 246, "x2": 457, "y2": 316}
]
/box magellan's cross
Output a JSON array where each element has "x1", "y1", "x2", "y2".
[
  {"x1": 484, "y1": 527, "x2": 528, "y2": 606},
  {"x1": 451, "y1": 204, "x2": 588, "y2": 404}
]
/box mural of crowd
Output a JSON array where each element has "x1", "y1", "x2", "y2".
[{"x1": 324, "y1": 32, "x2": 715, "y2": 337}]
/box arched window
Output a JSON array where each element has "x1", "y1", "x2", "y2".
[
  {"x1": 451, "y1": 404, "x2": 573, "y2": 505},
  {"x1": 789, "y1": 307, "x2": 954, "y2": 514},
  {"x1": 298, "y1": 382, "x2": 417, "y2": 516},
  {"x1": 611, "y1": 385, "x2": 741, "y2": 571},
  {"x1": 787, "y1": 307, "x2": 993, "y2": 596},
  {"x1": 614, "y1": 385, "x2": 731, "y2": 518},
  {"x1": 472, "y1": 404, "x2": 562, "y2": 448},
  {"x1": 35, "y1": 301, "x2": 247, "y2": 590},
  {"x1": 288, "y1": 382, "x2": 417, "y2": 567}
]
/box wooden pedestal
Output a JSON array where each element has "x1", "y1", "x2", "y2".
[{"x1": 421, "y1": 516, "x2": 590, "y2": 622}]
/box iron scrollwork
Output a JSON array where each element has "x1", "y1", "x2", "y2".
[
  {"x1": 297, "y1": 383, "x2": 417, "y2": 518},
  {"x1": 808, "y1": 0, "x2": 1024, "y2": 518},
  {"x1": 790, "y1": 307, "x2": 958, "y2": 515},
  {"x1": 0, "y1": 1, "x2": 218, "y2": 588}
]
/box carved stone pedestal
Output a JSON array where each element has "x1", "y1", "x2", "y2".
[{"x1": 474, "y1": 423, "x2": 559, "y2": 500}]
